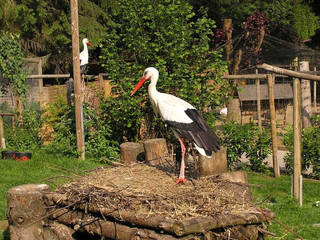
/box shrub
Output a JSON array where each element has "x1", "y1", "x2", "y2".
[
  {"x1": 282, "y1": 115, "x2": 320, "y2": 178},
  {"x1": 221, "y1": 121, "x2": 271, "y2": 172},
  {"x1": 42, "y1": 98, "x2": 119, "y2": 160},
  {"x1": 5, "y1": 104, "x2": 42, "y2": 151},
  {"x1": 99, "y1": 0, "x2": 230, "y2": 143}
]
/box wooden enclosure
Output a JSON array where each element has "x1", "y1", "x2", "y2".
[
  {"x1": 223, "y1": 62, "x2": 320, "y2": 206},
  {"x1": 7, "y1": 165, "x2": 274, "y2": 240}
]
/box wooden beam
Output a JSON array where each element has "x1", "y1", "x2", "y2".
[
  {"x1": 27, "y1": 74, "x2": 70, "y2": 79},
  {"x1": 70, "y1": 0, "x2": 85, "y2": 160},
  {"x1": 293, "y1": 77, "x2": 302, "y2": 200},
  {"x1": 222, "y1": 74, "x2": 268, "y2": 80},
  {"x1": 0, "y1": 113, "x2": 16, "y2": 117},
  {"x1": 257, "y1": 63, "x2": 320, "y2": 81},
  {"x1": 267, "y1": 74, "x2": 279, "y2": 178}
]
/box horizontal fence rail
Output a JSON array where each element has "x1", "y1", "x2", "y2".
[{"x1": 257, "y1": 63, "x2": 320, "y2": 81}]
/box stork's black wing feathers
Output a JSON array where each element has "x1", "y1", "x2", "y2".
[{"x1": 165, "y1": 109, "x2": 220, "y2": 156}]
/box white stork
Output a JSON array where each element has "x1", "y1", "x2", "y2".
[
  {"x1": 131, "y1": 67, "x2": 220, "y2": 184},
  {"x1": 80, "y1": 38, "x2": 93, "y2": 72}
]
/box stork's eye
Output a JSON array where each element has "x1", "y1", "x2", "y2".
[{"x1": 144, "y1": 71, "x2": 148, "y2": 76}]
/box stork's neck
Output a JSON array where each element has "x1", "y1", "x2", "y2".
[
  {"x1": 148, "y1": 74, "x2": 160, "y2": 100},
  {"x1": 83, "y1": 43, "x2": 88, "y2": 52}
]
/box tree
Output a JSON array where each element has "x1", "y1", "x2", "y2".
[
  {"x1": 99, "y1": 0, "x2": 230, "y2": 143},
  {"x1": 0, "y1": 0, "x2": 18, "y2": 33},
  {"x1": 292, "y1": 4, "x2": 319, "y2": 40},
  {"x1": 0, "y1": 0, "x2": 116, "y2": 74}
]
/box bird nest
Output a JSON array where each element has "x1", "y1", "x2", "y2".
[{"x1": 46, "y1": 164, "x2": 267, "y2": 221}]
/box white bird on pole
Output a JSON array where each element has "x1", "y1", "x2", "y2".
[
  {"x1": 219, "y1": 107, "x2": 228, "y2": 115},
  {"x1": 131, "y1": 67, "x2": 220, "y2": 184},
  {"x1": 80, "y1": 38, "x2": 93, "y2": 73}
]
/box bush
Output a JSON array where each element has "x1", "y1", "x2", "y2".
[
  {"x1": 221, "y1": 121, "x2": 272, "y2": 172},
  {"x1": 282, "y1": 115, "x2": 320, "y2": 178},
  {"x1": 5, "y1": 104, "x2": 42, "y2": 151},
  {"x1": 99, "y1": 0, "x2": 230, "y2": 143},
  {"x1": 42, "y1": 98, "x2": 119, "y2": 160}
]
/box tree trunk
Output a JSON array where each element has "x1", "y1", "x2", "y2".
[
  {"x1": 143, "y1": 138, "x2": 170, "y2": 166},
  {"x1": 222, "y1": 18, "x2": 233, "y2": 70},
  {"x1": 227, "y1": 98, "x2": 241, "y2": 122},
  {"x1": 120, "y1": 142, "x2": 144, "y2": 164},
  {"x1": 50, "y1": 208, "x2": 181, "y2": 240},
  {"x1": 7, "y1": 184, "x2": 50, "y2": 240},
  {"x1": 223, "y1": 18, "x2": 242, "y2": 122},
  {"x1": 199, "y1": 147, "x2": 227, "y2": 177},
  {"x1": 299, "y1": 61, "x2": 312, "y2": 128}
]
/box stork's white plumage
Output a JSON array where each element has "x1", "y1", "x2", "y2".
[
  {"x1": 219, "y1": 107, "x2": 228, "y2": 115},
  {"x1": 80, "y1": 38, "x2": 93, "y2": 72},
  {"x1": 131, "y1": 67, "x2": 220, "y2": 184}
]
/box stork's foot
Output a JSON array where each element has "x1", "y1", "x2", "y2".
[{"x1": 174, "y1": 177, "x2": 186, "y2": 185}]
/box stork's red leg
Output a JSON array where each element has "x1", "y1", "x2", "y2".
[{"x1": 175, "y1": 137, "x2": 186, "y2": 184}]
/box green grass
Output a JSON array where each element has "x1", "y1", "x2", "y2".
[
  {"x1": 0, "y1": 150, "x2": 103, "y2": 221},
  {"x1": 0, "y1": 155, "x2": 319, "y2": 240},
  {"x1": 248, "y1": 172, "x2": 320, "y2": 240}
]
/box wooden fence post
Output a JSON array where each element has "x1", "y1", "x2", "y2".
[
  {"x1": 70, "y1": 0, "x2": 85, "y2": 160},
  {"x1": 314, "y1": 67, "x2": 317, "y2": 113},
  {"x1": 299, "y1": 61, "x2": 312, "y2": 128},
  {"x1": 38, "y1": 59, "x2": 44, "y2": 110},
  {"x1": 0, "y1": 116, "x2": 4, "y2": 149},
  {"x1": 293, "y1": 76, "x2": 302, "y2": 202},
  {"x1": 256, "y1": 69, "x2": 262, "y2": 130},
  {"x1": 267, "y1": 74, "x2": 279, "y2": 177}
]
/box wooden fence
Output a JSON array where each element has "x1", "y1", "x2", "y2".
[{"x1": 223, "y1": 62, "x2": 320, "y2": 206}]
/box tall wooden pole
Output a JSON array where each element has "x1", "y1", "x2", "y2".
[
  {"x1": 256, "y1": 69, "x2": 262, "y2": 130},
  {"x1": 267, "y1": 74, "x2": 279, "y2": 177},
  {"x1": 0, "y1": 116, "x2": 4, "y2": 149},
  {"x1": 299, "y1": 61, "x2": 312, "y2": 128},
  {"x1": 38, "y1": 59, "x2": 44, "y2": 109},
  {"x1": 293, "y1": 77, "x2": 302, "y2": 201},
  {"x1": 70, "y1": 0, "x2": 85, "y2": 160},
  {"x1": 314, "y1": 67, "x2": 317, "y2": 113}
]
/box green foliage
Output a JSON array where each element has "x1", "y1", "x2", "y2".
[
  {"x1": 1, "y1": 0, "x2": 115, "y2": 73},
  {"x1": 0, "y1": 32, "x2": 26, "y2": 96},
  {"x1": 282, "y1": 116, "x2": 320, "y2": 178},
  {"x1": 99, "y1": 0, "x2": 229, "y2": 143},
  {"x1": 5, "y1": 105, "x2": 42, "y2": 151},
  {"x1": 0, "y1": 0, "x2": 18, "y2": 32},
  {"x1": 43, "y1": 98, "x2": 78, "y2": 156},
  {"x1": 83, "y1": 103, "x2": 119, "y2": 161},
  {"x1": 292, "y1": 4, "x2": 319, "y2": 40},
  {"x1": 221, "y1": 121, "x2": 271, "y2": 172},
  {"x1": 42, "y1": 98, "x2": 119, "y2": 160}
]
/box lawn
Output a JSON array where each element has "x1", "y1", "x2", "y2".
[
  {"x1": 0, "y1": 154, "x2": 319, "y2": 240},
  {"x1": 249, "y1": 172, "x2": 320, "y2": 239},
  {"x1": 0, "y1": 150, "x2": 102, "y2": 223}
]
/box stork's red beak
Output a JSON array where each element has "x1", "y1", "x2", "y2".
[
  {"x1": 88, "y1": 42, "x2": 93, "y2": 47},
  {"x1": 130, "y1": 76, "x2": 147, "y2": 96}
]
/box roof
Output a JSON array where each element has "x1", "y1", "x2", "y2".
[{"x1": 238, "y1": 83, "x2": 293, "y2": 101}]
